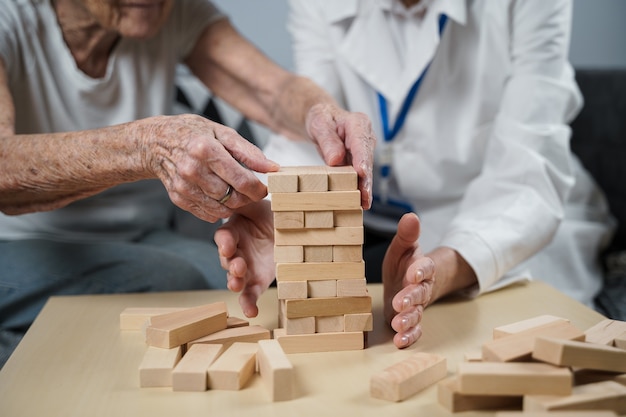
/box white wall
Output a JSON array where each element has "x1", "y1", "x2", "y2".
[{"x1": 213, "y1": 0, "x2": 626, "y2": 70}]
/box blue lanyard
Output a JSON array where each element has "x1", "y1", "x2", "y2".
[{"x1": 376, "y1": 14, "x2": 448, "y2": 204}]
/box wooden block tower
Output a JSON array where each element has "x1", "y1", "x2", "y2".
[{"x1": 267, "y1": 166, "x2": 372, "y2": 353}]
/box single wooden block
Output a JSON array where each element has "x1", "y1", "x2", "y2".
[
  {"x1": 257, "y1": 339, "x2": 295, "y2": 402},
  {"x1": 172, "y1": 344, "x2": 225, "y2": 392},
  {"x1": 573, "y1": 369, "x2": 626, "y2": 386},
  {"x1": 303, "y1": 245, "x2": 333, "y2": 263},
  {"x1": 464, "y1": 350, "x2": 483, "y2": 362},
  {"x1": 275, "y1": 227, "x2": 364, "y2": 246},
  {"x1": 145, "y1": 302, "x2": 228, "y2": 349},
  {"x1": 523, "y1": 380, "x2": 626, "y2": 414},
  {"x1": 207, "y1": 342, "x2": 258, "y2": 390},
  {"x1": 482, "y1": 320, "x2": 585, "y2": 362},
  {"x1": 584, "y1": 319, "x2": 626, "y2": 346},
  {"x1": 271, "y1": 190, "x2": 361, "y2": 212},
  {"x1": 497, "y1": 412, "x2": 617, "y2": 417},
  {"x1": 333, "y1": 209, "x2": 363, "y2": 227},
  {"x1": 614, "y1": 331, "x2": 626, "y2": 349},
  {"x1": 327, "y1": 166, "x2": 358, "y2": 191},
  {"x1": 336, "y1": 278, "x2": 368, "y2": 297},
  {"x1": 316, "y1": 315, "x2": 345, "y2": 333},
  {"x1": 226, "y1": 316, "x2": 249, "y2": 328},
  {"x1": 457, "y1": 362, "x2": 572, "y2": 396},
  {"x1": 304, "y1": 211, "x2": 334, "y2": 228},
  {"x1": 273, "y1": 328, "x2": 364, "y2": 353},
  {"x1": 344, "y1": 313, "x2": 373, "y2": 332},
  {"x1": 285, "y1": 295, "x2": 371, "y2": 319},
  {"x1": 273, "y1": 211, "x2": 304, "y2": 229},
  {"x1": 370, "y1": 352, "x2": 447, "y2": 402},
  {"x1": 307, "y1": 279, "x2": 337, "y2": 298},
  {"x1": 284, "y1": 316, "x2": 316, "y2": 335},
  {"x1": 276, "y1": 261, "x2": 365, "y2": 282},
  {"x1": 277, "y1": 281, "x2": 307, "y2": 300},
  {"x1": 120, "y1": 307, "x2": 186, "y2": 330},
  {"x1": 437, "y1": 376, "x2": 522, "y2": 412},
  {"x1": 274, "y1": 245, "x2": 304, "y2": 263},
  {"x1": 297, "y1": 167, "x2": 328, "y2": 192},
  {"x1": 267, "y1": 171, "x2": 298, "y2": 193},
  {"x1": 138, "y1": 345, "x2": 183, "y2": 388},
  {"x1": 493, "y1": 315, "x2": 570, "y2": 339},
  {"x1": 532, "y1": 337, "x2": 626, "y2": 373},
  {"x1": 187, "y1": 325, "x2": 270, "y2": 349},
  {"x1": 333, "y1": 245, "x2": 363, "y2": 262}
]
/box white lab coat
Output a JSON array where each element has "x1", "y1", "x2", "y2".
[{"x1": 264, "y1": 0, "x2": 614, "y2": 306}]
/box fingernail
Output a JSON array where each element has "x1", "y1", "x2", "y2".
[
  {"x1": 400, "y1": 335, "x2": 409, "y2": 347},
  {"x1": 415, "y1": 269, "x2": 424, "y2": 282},
  {"x1": 402, "y1": 296, "x2": 411, "y2": 310},
  {"x1": 401, "y1": 316, "x2": 409, "y2": 329}
]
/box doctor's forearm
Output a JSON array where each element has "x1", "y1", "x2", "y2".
[{"x1": 427, "y1": 247, "x2": 478, "y2": 303}]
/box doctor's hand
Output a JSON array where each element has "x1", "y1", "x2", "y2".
[
  {"x1": 305, "y1": 104, "x2": 375, "y2": 210},
  {"x1": 383, "y1": 213, "x2": 435, "y2": 349},
  {"x1": 213, "y1": 200, "x2": 275, "y2": 318}
]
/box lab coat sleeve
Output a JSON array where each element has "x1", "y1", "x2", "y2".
[{"x1": 440, "y1": 0, "x2": 583, "y2": 293}]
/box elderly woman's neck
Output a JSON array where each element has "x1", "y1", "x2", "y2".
[
  {"x1": 401, "y1": 0, "x2": 422, "y2": 8},
  {"x1": 53, "y1": 0, "x2": 119, "y2": 78}
]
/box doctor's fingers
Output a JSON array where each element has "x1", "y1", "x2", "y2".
[{"x1": 394, "y1": 323, "x2": 423, "y2": 349}]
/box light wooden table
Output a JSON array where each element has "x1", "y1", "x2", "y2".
[{"x1": 0, "y1": 281, "x2": 605, "y2": 417}]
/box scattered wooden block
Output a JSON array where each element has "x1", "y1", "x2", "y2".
[
  {"x1": 370, "y1": 352, "x2": 447, "y2": 402},
  {"x1": 276, "y1": 261, "x2": 364, "y2": 282},
  {"x1": 584, "y1": 319, "x2": 626, "y2": 346},
  {"x1": 437, "y1": 376, "x2": 522, "y2": 412},
  {"x1": 303, "y1": 245, "x2": 333, "y2": 263},
  {"x1": 496, "y1": 411, "x2": 617, "y2": 417},
  {"x1": 277, "y1": 281, "x2": 307, "y2": 300},
  {"x1": 285, "y1": 295, "x2": 371, "y2": 319},
  {"x1": 304, "y1": 211, "x2": 333, "y2": 228},
  {"x1": 615, "y1": 331, "x2": 626, "y2": 349},
  {"x1": 138, "y1": 345, "x2": 183, "y2": 387},
  {"x1": 273, "y1": 328, "x2": 364, "y2": 353},
  {"x1": 207, "y1": 342, "x2": 258, "y2": 390},
  {"x1": 256, "y1": 339, "x2": 295, "y2": 402},
  {"x1": 336, "y1": 278, "x2": 367, "y2": 297},
  {"x1": 344, "y1": 313, "x2": 373, "y2": 332},
  {"x1": 316, "y1": 315, "x2": 345, "y2": 333},
  {"x1": 532, "y1": 337, "x2": 626, "y2": 373},
  {"x1": 267, "y1": 171, "x2": 298, "y2": 193},
  {"x1": 271, "y1": 190, "x2": 361, "y2": 212},
  {"x1": 273, "y1": 211, "x2": 304, "y2": 229},
  {"x1": 463, "y1": 350, "x2": 483, "y2": 362},
  {"x1": 457, "y1": 362, "x2": 572, "y2": 396},
  {"x1": 307, "y1": 279, "x2": 337, "y2": 298},
  {"x1": 187, "y1": 325, "x2": 270, "y2": 349},
  {"x1": 274, "y1": 245, "x2": 304, "y2": 263},
  {"x1": 226, "y1": 316, "x2": 249, "y2": 328},
  {"x1": 333, "y1": 245, "x2": 363, "y2": 262},
  {"x1": 172, "y1": 344, "x2": 225, "y2": 392},
  {"x1": 145, "y1": 302, "x2": 228, "y2": 349},
  {"x1": 120, "y1": 307, "x2": 185, "y2": 330},
  {"x1": 482, "y1": 320, "x2": 585, "y2": 362},
  {"x1": 275, "y1": 227, "x2": 363, "y2": 246},
  {"x1": 573, "y1": 369, "x2": 626, "y2": 386},
  {"x1": 523, "y1": 380, "x2": 626, "y2": 414},
  {"x1": 493, "y1": 315, "x2": 570, "y2": 339}
]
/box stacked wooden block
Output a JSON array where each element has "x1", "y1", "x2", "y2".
[
  {"x1": 267, "y1": 166, "x2": 373, "y2": 353},
  {"x1": 436, "y1": 315, "x2": 626, "y2": 415},
  {"x1": 120, "y1": 303, "x2": 295, "y2": 401}
]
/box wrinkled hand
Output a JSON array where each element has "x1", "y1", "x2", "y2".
[
  {"x1": 143, "y1": 114, "x2": 278, "y2": 222},
  {"x1": 213, "y1": 200, "x2": 275, "y2": 318},
  {"x1": 305, "y1": 104, "x2": 375, "y2": 209},
  {"x1": 383, "y1": 213, "x2": 436, "y2": 348}
]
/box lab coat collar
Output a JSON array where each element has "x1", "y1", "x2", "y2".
[{"x1": 330, "y1": 0, "x2": 467, "y2": 108}]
